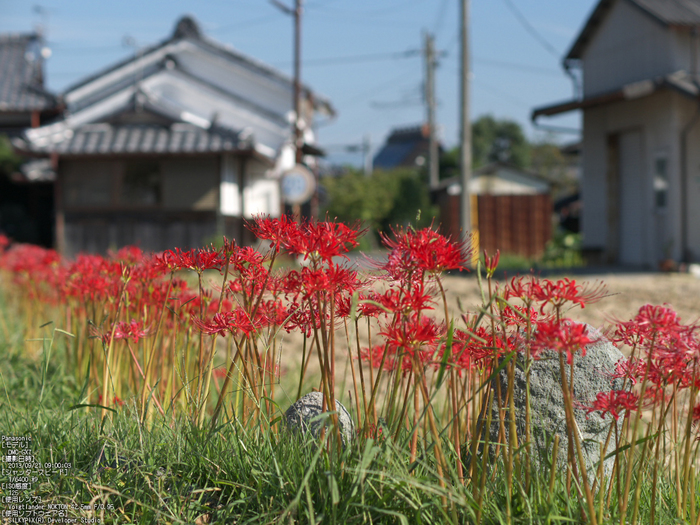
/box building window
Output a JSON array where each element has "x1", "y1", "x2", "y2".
[
  {"x1": 121, "y1": 160, "x2": 161, "y2": 206},
  {"x1": 653, "y1": 156, "x2": 668, "y2": 209}
]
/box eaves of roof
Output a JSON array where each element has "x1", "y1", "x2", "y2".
[
  {"x1": 12, "y1": 122, "x2": 252, "y2": 158},
  {"x1": 531, "y1": 71, "x2": 700, "y2": 120}
]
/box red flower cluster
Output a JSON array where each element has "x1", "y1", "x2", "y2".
[
  {"x1": 247, "y1": 215, "x2": 362, "y2": 262},
  {"x1": 380, "y1": 226, "x2": 471, "y2": 280},
  {"x1": 583, "y1": 390, "x2": 639, "y2": 421},
  {"x1": 531, "y1": 319, "x2": 592, "y2": 363},
  {"x1": 504, "y1": 276, "x2": 606, "y2": 313},
  {"x1": 613, "y1": 304, "x2": 700, "y2": 389}
]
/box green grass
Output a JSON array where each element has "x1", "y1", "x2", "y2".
[{"x1": 1, "y1": 328, "x2": 695, "y2": 524}]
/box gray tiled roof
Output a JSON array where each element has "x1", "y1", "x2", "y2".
[
  {"x1": 0, "y1": 33, "x2": 55, "y2": 111},
  {"x1": 15, "y1": 123, "x2": 245, "y2": 155}
]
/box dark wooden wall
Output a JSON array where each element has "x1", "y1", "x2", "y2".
[
  {"x1": 63, "y1": 211, "x2": 251, "y2": 256},
  {"x1": 436, "y1": 191, "x2": 553, "y2": 258}
]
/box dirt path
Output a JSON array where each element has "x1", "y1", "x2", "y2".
[
  {"x1": 275, "y1": 271, "x2": 700, "y2": 400},
  {"x1": 441, "y1": 271, "x2": 700, "y2": 330}
]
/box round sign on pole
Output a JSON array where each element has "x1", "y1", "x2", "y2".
[{"x1": 281, "y1": 164, "x2": 316, "y2": 205}]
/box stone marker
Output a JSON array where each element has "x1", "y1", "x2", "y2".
[
  {"x1": 285, "y1": 391, "x2": 355, "y2": 445},
  {"x1": 486, "y1": 324, "x2": 625, "y2": 481}
]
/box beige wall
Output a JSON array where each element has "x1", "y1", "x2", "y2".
[{"x1": 581, "y1": 90, "x2": 685, "y2": 265}]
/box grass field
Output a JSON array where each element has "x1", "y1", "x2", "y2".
[{"x1": 1, "y1": 222, "x2": 699, "y2": 524}]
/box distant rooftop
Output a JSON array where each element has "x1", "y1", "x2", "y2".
[
  {"x1": 373, "y1": 125, "x2": 432, "y2": 170},
  {"x1": 0, "y1": 33, "x2": 56, "y2": 112}
]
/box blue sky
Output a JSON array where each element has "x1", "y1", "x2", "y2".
[{"x1": 1, "y1": 0, "x2": 598, "y2": 165}]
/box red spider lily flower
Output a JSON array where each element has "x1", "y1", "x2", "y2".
[
  {"x1": 91, "y1": 320, "x2": 150, "y2": 345},
  {"x1": 359, "y1": 344, "x2": 397, "y2": 371},
  {"x1": 379, "y1": 314, "x2": 443, "y2": 372},
  {"x1": 109, "y1": 245, "x2": 145, "y2": 264},
  {"x1": 376, "y1": 285, "x2": 435, "y2": 315},
  {"x1": 355, "y1": 291, "x2": 389, "y2": 318},
  {"x1": 484, "y1": 249, "x2": 500, "y2": 277},
  {"x1": 534, "y1": 278, "x2": 607, "y2": 313},
  {"x1": 256, "y1": 299, "x2": 289, "y2": 327},
  {"x1": 381, "y1": 314, "x2": 442, "y2": 351},
  {"x1": 283, "y1": 300, "x2": 329, "y2": 337},
  {"x1": 440, "y1": 326, "x2": 515, "y2": 373},
  {"x1": 161, "y1": 246, "x2": 225, "y2": 272},
  {"x1": 530, "y1": 318, "x2": 592, "y2": 363},
  {"x1": 283, "y1": 264, "x2": 360, "y2": 300},
  {"x1": 192, "y1": 307, "x2": 259, "y2": 337},
  {"x1": 151, "y1": 250, "x2": 181, "y2": 274},
  {"x1": 287, "y1": 219, "x2": 363, "y2": 262},
  {"x1": 499, "y1": 304, "x2": 540, "y2": 330},
  {"x1": 610, "y1": 357, "x2": 647, "y2": 386},
  {"x1": 582, "y1": 390, "x2": 639, "y2": 421},
  {"x1": 0, "y1": 233, "x2": 9, "y2": 253},
  {"x1": 693, "y1": 403, "x2": 700, "y2": 423},
  {"x1": 113, "y1": 319, "x2": 150, "y2": 343},
  {"x1": 379, "y1": 226, "x2": 471, "y2": 277},
  {"x1": 503, "y1": 276, "x2": 544, "y2": 305},
  {"x1": 246, "y1": 214, "x2": 300, "y2": 252},
  {"x1": 228, "y1": 245, "x2": 266, "y2": 270}
]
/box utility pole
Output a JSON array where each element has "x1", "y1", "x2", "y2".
[
  {"x1": 293, "y1": 0, "x2": 303, "y2": 166},
  {"x1": 425, "y1": 32, "x2": 439, "y2": 189},
  {"x1": 363, "y1": 134, "x2": 372, "y2": 176},
  {"x1": 460, "y1": 0, "x2": 475, "y2": 246},
  {"x1": 271, "y1": 0, "x2": 309, "y2": 219}
]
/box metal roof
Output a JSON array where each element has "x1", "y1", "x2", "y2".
[
  {"x1": 0, "y1": 33, "x2": 56, "y2": 112},
  {"x1": 567, "y1": 0, "x2": 700, "y2": 61},
  {"x1": 531, "y1": 70, "x2": 699, "y2": 119},
  {"x1": 14, "y1": 122, "x2": 248, "y2": 156}
]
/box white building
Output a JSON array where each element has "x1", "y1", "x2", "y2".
[
  {"x1": 14, "y1": 16, "x2": 334, "y2": 255},
  {"x1": 533, "y1": 0, "x2": 700, "y2": 267}
]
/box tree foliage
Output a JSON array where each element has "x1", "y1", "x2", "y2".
[
  {"x1": 0, "y1": 135, "x2": 21, "y2": 176},
  {"x1": 471, "y1": 115, "x2": 530, "y2": 169},
  {"x1": 321, "y1": 167, "x2": 438, "y2": 246}
]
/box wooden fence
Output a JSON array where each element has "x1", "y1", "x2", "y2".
[{"x1": 435, "y1": 191, "x2": 553, "y2": 259}]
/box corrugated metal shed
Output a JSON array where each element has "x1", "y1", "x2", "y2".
[{"x1": 0, "y1": 33, "x2": 55, "y2": 111}]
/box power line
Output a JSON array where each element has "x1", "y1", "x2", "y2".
[
  {"x1": 274, "y1": 49, "x2": 420, "y2": 68},
  {"x1": 501, "y1": 0, "x2": 560, "y2": 60},
  {"x1": 473, "y1": 57, "x2": 561, "y2": 77}
]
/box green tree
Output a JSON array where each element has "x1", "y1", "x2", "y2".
[
  {"x1": 529, "y1": 141, "x2": 578, "y2": 200},
  {"x1": 321, "y1": 167, "x2": 438, "y2": 246},
  {"x1": 439, "y1": 115, "x2": 531, "y2": 180},
  {"x1": 472, "y1": 115, "x2": 530, "y2": 168}
]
